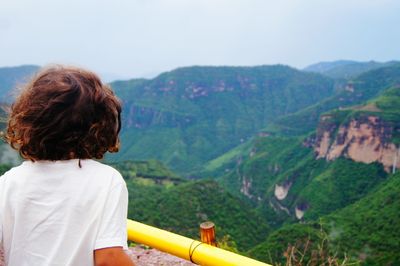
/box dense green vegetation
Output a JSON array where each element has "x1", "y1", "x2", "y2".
[
  {"x1": 248, "y1": 223, "x2": 322, "y2": 264},
  {"x1": 111, "y1": 160, "x2": 182, "y2": 184},
  {"x1": 369, "y1": 87, "x2": 400, "y2": 127},
  {"x1": 193, "y1": 71, "x2": 400, "y2": 264},
  {"x1": 201, "y1": 80, "x2": 400, "y2": 264},
  {"x1": 1, "y1": 62, "x2": 400, "y2": 264},
  {"x1": 327, "y1": 173, "x2": 400, "y2": 264},
  {"x1": 109, "y1": 65, "x2": 335, "y2": 173},
  {"x1": 204, "y1": 133, "x2": 388, "y2": 227},
  {"x1": 297, "y1": 159, "x2": 387, "y2": 220},
  {"x1": 127, "y1": 179, "x2": 270, "y2": 251},
  {"x1": 112, "y1": 160, "x2": 270, "y2": 251},
  {"x1": 208, "y1": 136, "x2": 312, "y2": 201},
  {"x1": 250, "y1": 173, "x2": 400, "y2": 265}
]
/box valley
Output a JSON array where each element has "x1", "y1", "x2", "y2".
[{"x1": 1, "y1": 60, "x2": 400, "y2": 264}]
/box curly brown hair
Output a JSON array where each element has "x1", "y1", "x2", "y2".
[{"x1": 5, "y1": 65, "x2": 122, "y2": 161}]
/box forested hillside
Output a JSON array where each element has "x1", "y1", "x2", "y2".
[
  {"x1": 201, "y1": 79, "x2": 400, "y2": 264},
  {"x1": 248, "y1": 172, "x2": 400, "y2": 265},
  {"x1": 1, "y1": 62, "x2": 399, "y2": 264},
  {"x1": 110, "y1": 65, "x2": 335, "y2": 173},
  {"x1": 264, "y1": 63, "x2": 400, "y2": 136},
  {"x1": 112, "y1": 160, "x2": 269, "y2": 251}
]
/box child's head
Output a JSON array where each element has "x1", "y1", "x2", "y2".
[{"x1": 6, "y1": 65, "x2": 122, "y2": 161}]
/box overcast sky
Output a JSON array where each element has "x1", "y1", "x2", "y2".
[{"x1": 0, "y1": 0, "x2": 399, "y2": 80}]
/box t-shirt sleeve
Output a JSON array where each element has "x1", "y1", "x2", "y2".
[{"x1": 94, "y1": 176, "x2": 129, "y2": 250}]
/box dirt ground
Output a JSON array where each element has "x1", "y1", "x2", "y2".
[
  {"x1": 0, "y1": 246, "x2": 196, "y2": 266},
  {"x1": 128, "y1": 246, "x2": 196, "y2": 266}
]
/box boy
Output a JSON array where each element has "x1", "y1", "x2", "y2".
[{"x1": 0, "y1": 66, "x2": 135, "y2": 266}]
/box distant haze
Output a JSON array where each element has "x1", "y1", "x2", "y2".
[{"x1": 0, "y1": 0, "x2": 399, "y2": 79}]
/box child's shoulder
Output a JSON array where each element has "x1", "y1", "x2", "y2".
[
  {"x1": 1, "y1": 159, "x2": 123, "y2": 183},
  {"x1": 84, "y1": 159, "x2": 120, "y2": 174},
  {"x1": 0, "y1": 162, "x2": 26, "y2": 178},
  {"x1": 0, "y1": 162, "x2": 29, "y2": 188},
  {"x1": 83, "y1": 160, "x2": 125, "y2": 184}
]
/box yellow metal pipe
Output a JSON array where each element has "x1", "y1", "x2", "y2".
[{"x1": 127, "y1": 219, "x2": 272, "y2": 266}]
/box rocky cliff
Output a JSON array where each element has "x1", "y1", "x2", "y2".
[{"x1": 311, "y1": 113, "x2": 400, "y2": 172}]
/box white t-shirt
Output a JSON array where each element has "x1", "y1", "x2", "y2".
[{"x1": 0, "y1": 159, "x2": 129, "y2": 266}]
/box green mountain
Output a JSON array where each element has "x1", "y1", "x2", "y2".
[
  {"x1": 110, "y1": 65, "x2": 335, "y2": 173},
  {"x1": 264, "y1": 63, "x2": 400, "y2": 136},
  {"x1": 207, "y1": 85, "x2": 400, "y2": 211},
  {"x1": 1, "y1": 62, "x2": 399, "y2": 264},
  {"x1": 0, "y1": 65, "x2": 40, "y2": 102},
  {"x1": 203, "y1": 85, "x2": 400, "y2": 263},
  {"x1": 205, "y1": 134, "x2": 388, "y2": 225},
  {"x1": 304, "y1": 60, "x2": 399, "y2": 79},
  {"x1": 304, "y1": 60, "x2": 358, "y2": 73},
  {"x1": 310, "y1": 86, "x2": 400, "y2": 169}
]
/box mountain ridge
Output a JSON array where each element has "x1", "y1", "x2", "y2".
[
  {"x1": 1, "y1": 61, "x2": 400, "y2": 264},
  {"x1": 304, "y1": 60, "x2": 400, "y2": 79},
  {"x1": 109, "y1": 64, "x2": 335, "y2": 173}
]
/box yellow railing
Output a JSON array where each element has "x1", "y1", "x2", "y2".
[{"x1": 127, "y1": 219, "x2": 272, "y2": 266}]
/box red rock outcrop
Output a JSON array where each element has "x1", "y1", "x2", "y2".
[{"x1": 313, "y1": 115, "x2": 399, "y2": 172}]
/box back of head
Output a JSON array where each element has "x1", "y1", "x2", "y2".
[{"x1": 6, "y1": 65, "x2": 122, "y2": 161}]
